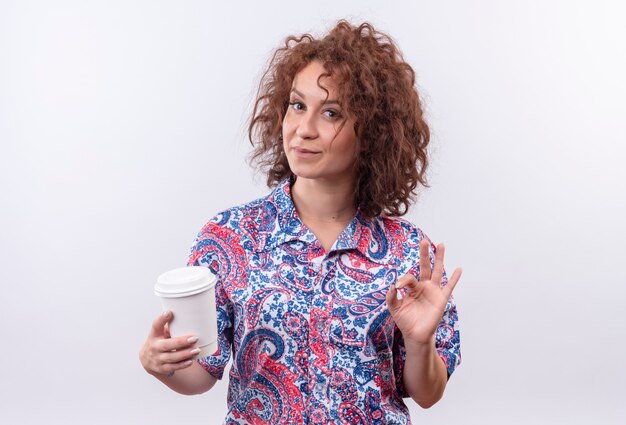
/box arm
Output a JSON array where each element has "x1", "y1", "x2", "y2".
[
  {"x1": 139, "y1": 311, "x2": 218, "y2": 395},
  {"x1": 150, "y1": 359, "x2": 217, "y2": 396},
  {"x1": 386, "y1": 239, "x2": 462, "y2": 408},
  {"x1": 401, "y1": 336, "x2": 448, "y2": 408}
]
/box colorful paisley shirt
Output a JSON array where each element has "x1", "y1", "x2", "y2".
[{"x1": 187, "y1": 178, "x2": 460, "y2": 424}]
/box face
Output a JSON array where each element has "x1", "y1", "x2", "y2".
[{"x1": 282, "y1": 61, "x2": 358, "y2": 184}]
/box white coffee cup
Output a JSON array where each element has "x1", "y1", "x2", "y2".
[{"x1": 155, "y1": 266, "x2": 218, "y2": 358}]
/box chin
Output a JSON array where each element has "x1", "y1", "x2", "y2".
[
  {"x1": 290, "y1": 168, "x2": 322, "y2": 180},
  {"x1": 287, "y1": 160, "x2": 319, "y2": 180}
]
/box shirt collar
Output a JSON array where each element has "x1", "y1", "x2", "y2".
[
  {"x1": 256, "y1": 179, "x2": 393, "y2": 264},
  {"x1": 255, "y1": 178, "x2": 317, "y2": 251}
]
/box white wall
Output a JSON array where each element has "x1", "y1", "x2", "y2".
[{"x1": 1, "y1": 1, "x2": 624, "y2": 424}]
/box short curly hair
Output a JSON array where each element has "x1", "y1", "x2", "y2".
[{"x1": 248, "y1": 20, "x2": 430, "y2": 218}]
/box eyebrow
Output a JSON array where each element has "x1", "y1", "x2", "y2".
[{"x1": 290, "y1": 88, "x2": 341, "y2": 106}]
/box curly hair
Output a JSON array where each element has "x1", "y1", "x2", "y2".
[{"x1": 248, "y1": 20, "x2": 430, "y2": 218}]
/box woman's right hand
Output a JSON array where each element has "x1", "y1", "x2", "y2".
[{"x1": 139, "y1": 311, "x2": 201, "y2": 377}]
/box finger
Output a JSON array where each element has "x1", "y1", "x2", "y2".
[
  {"x1": 386, "y1": 284, "x2": 400, "y2": 310},
  {"x1": 158, "y1": 335, "x2": 200, "y2": 353},
  {"x1": 395, "y1": 273, "x2": 418, "y2": 290},
  {"x1": 161, "y1": 359, "x2": 194, "y2": 376},
  {"x1": 159, "y1": 345, "x2": 202, "y2": 365},
  {"x1": 396, "y1": 274, "x2": 427, "y2": 300},
  {"x1": 404, "y1": 276, "x2": 425, "y2": 299},
  {"x1": 431, "y1": 243, "x2": 445, "y2": 285},
  {"x1": 419, "y1": 239, "x2": 431, "y2": 281},
  {"x1": 443, "y1": 267, "x2": 462, "y2": 299},
  {"x1": 149, "y1": 311, "x2": 173, "y2": 338}
]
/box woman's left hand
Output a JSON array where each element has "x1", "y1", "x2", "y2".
[{"x1": 386, "y1": 239, "x2": 462, "y2": 345}]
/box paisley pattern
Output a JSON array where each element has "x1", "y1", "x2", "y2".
[{"x1": 188, "y1": 179, "x2": 460, "y2": 424}]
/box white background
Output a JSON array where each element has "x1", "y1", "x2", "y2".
[{"x1": 1, "y1": 1, "x2": 625, "y2": 424}]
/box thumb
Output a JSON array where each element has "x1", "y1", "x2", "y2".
[
  {"x1": 150, "y1": 311, "x2": 173, "y2": 338},
  {"x1": 386, "y1": 284, "x2": 401, "y2": 312}
]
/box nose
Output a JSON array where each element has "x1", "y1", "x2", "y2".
[{"x1": 295, "y1": 111, "x2": 318, "y2": 140}]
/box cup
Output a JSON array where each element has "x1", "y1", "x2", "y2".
[{"x1": 155, "y1": 266, "x2": 218, "y2": 358}]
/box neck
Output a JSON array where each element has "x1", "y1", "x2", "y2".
[{"x1": 291, "y1": 176, "x2": 356, "y2": 224}]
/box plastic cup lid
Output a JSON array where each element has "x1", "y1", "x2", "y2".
[{"x1": 155, "y1": 266, "x2": 217, "y2": 298}]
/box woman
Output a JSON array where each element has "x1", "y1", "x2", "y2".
[{"x1": 140, "y1": 20, "x2": 462, "y2": 424}]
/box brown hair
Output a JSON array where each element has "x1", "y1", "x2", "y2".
[{"x1": 248, "y1": 20, "x2": 430, "y2": 217}]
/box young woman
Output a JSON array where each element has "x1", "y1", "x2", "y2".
[{"x1": 140, "y1": 20, "x2": 462, "y2": 424}]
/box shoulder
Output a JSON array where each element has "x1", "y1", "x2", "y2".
[
  {"x1": 193, "y1": 193, "x2": 270, "y2": 249},
  {"x1": 187, "y1": 197, "x2": 269, "y2": 283},
  {"x1": 374, "y1": 215, "x2": 429, "y2": 245},
  {"x1": 189, "y1": 180, "x2": 292, "y2": 263},
  {"x1": 369, "y1": 216, "x2": 436, "y2": 271}
]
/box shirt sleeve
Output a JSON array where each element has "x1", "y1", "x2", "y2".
[
  {"x1": 392, "y1": 324, "x2": 410, "y2": 398},
  {"x1": 187, "y1": 223, "x2": 235, "y2": 380},
  {"x1": 435, "y1": 269, "x2": 461, "y2": 378},
  {"x1": 409, "y1": 238, "x2": 462, "y2": 378},
  {"x1": 402, "y1": 231, "x2": 461, "y2": 381},
  {"x1": 391, "y1": 270, "x2": 461, "y2": 400}
]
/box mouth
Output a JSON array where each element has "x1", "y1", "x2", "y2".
[{"x1": 292, "y1": 146, "x2": 321, "y2": 157}]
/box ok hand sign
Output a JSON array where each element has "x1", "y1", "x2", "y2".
[{"x1": 386, "y1": 239, "x2": 462, "y2": 345}]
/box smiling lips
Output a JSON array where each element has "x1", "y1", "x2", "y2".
[{"x1": 292, "y1": 146, "x2": 321, "y2": 158}]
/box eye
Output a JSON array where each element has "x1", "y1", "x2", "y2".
[
  {"x1": 324, "y1": 109, "x2": 341, "y2": 119},
  {"x1": 288, "y1": 101, "x2": 305, "y2": 111}
]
